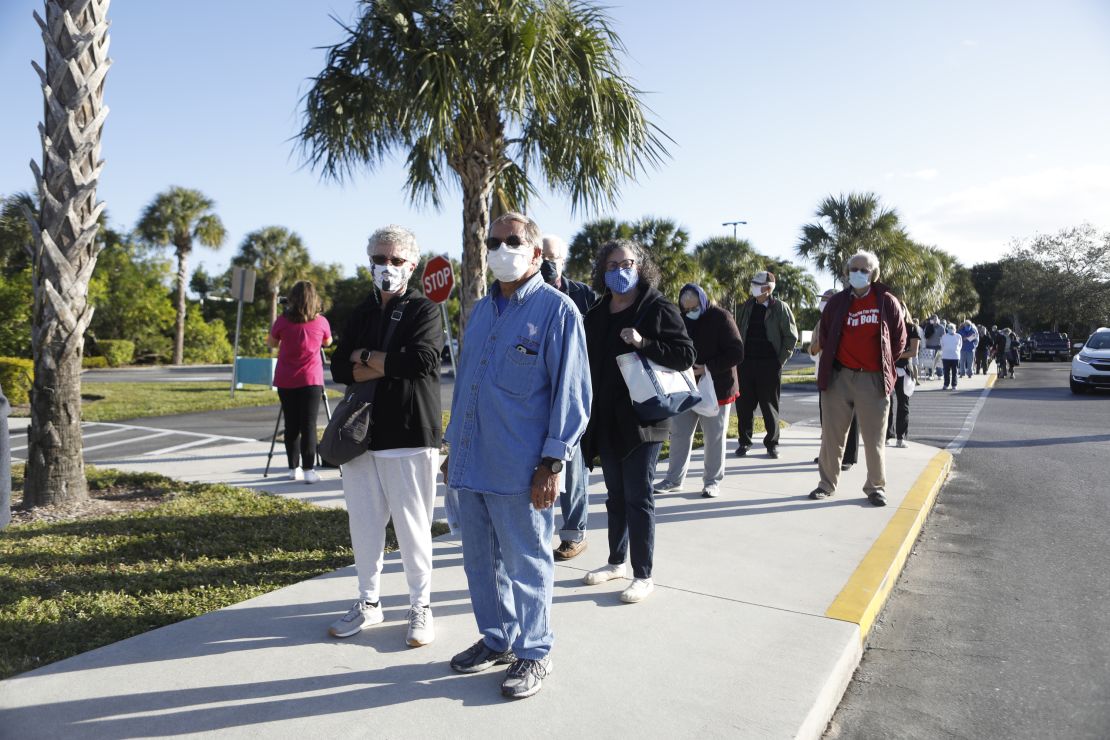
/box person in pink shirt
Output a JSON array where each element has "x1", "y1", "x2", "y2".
[{"x1": 267, "y1": 280, "x2": 332, "y2": 483}]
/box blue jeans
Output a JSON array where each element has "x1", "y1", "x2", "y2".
[
  {"x1": 559, "y1": 445, "x2": 589, "y2": 543},
  {"x1": 959, "y1": 349, "x2": 975, "y2": 377},
  {"x1": 599, "y1": 441, "x2": 663, "y2": 579},
  {"x1": 458, "y1": 489, "x2": 555, "y2": 660}
]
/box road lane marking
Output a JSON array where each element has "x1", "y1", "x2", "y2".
[
  {"x1": 82, "y1": 430, "x2": 174, "y2": 453},
  {"x1": 945, "y1": 373, "x2": 998, "y2": 455},
  {"x1": 89, "y1": 421, "x2": 255, "y2": 442},
  {"x1": 142, "y1": 437, "x2": 226, "y2": 456}
]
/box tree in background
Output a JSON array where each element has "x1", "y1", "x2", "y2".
[
  {"x1": 0, "y1": 193, "x2": 36, "y2": 276},
  {"x1": 137, "y1": 187, "x2": 226, "y2": 364},
  {"x1": 795, "y1": 192, "x2": 905, "y2": 281},
  {"x1": 298, "y1": 0, "x2": 668, "y2": 329},
  {"x1": 761, "y1": 258, "x2": 820, "y2": 318},
  {"x1": 939, "y1": 263, "x2": 980, "y2": 322},
  {"x1": 0, "y1": 193, "x2": 36, "y2": 358},
  {"x1": 23, "y1": 0, "x2": 111, "y2": 507},
  {"x1": 567, "y1": 218, "x2": 629, "y2": 280},
  {"x1": 970, "y1": 261, "x2": 1004, "y2": 326},
  {"x1": 232, "y1": 226, "x2": 311, "y2": 326},
  {"x1": 693, "y1": 236, "x2": 764, "y2": 314}
]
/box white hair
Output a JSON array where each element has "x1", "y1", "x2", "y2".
[
  {"x1": 844, "y1": 250, "x2": 881, "y2": 282},
  {"x1": 366, "y1": 224, "x2": 420, "y2": 263},
  {"x1": 541, "y1": 234, "x2": 568, "y2": 263}
]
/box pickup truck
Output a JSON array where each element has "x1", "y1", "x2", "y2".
[{"x1": 1021, "y1": 331, "x2": 1070, "y2": 361}]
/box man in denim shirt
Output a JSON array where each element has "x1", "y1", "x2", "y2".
[{"x1": 444, "y1": 212, "x2": 591, "y2": 700}]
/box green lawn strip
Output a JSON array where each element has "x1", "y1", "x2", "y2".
[
  {"x1": 782, "y1": 365, "x2": 817, "y2": 384},
  {"x1": 80, "y1": 381, "x2": 341, "y2": 422},
  {"x1": 0, "y1": 466, "x2": 444, "y2": 680}
]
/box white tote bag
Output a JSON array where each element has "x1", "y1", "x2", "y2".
[
  {"x1": 615, "y1": 352, "x2": 700, "y2": 422},
  {"x1": 692, "y1": 372, "x2": 719, "y2": 417}
]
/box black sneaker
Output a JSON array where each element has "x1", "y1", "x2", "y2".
[
  {"x1": 734, "y1": 445, "x2": 750, "y2": 457},
  {"x1": 868, "y1": 490, "x2": 888, "y2": 507},
  {"x1": 766, "y1": 447, "x2": 779, "y2": 459},
  {"x1": 809, "y1": 487, "x2": 833, "y2": 500},
  {"x1": 450, "y1": 639, "x2": 515, "y2": 674},
  {"x1": 501, "y1": 657, "x2": 552, "y2": 699}
]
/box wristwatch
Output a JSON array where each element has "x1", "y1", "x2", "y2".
[
  {"x1": 359, "y1": 349, "x2": 372, "y2": 365},
  {"x1": 539, "y1": 457, "x2": 564, "y2": 474}
]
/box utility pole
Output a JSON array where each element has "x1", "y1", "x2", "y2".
[{"x1": 722, "y1": 220, "x2": 748, "y2": 240}]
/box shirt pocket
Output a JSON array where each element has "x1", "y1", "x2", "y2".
[{"x1": 495, "y1": 345, "x2": 539, "y2": 398}]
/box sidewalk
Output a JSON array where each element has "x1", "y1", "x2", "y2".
[{"x1": 0, "y1": 374, "x2": 995, "y2": 738}]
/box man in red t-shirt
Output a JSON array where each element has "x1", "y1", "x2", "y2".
[{"x1": 810, "y1": 251, "x2": 907, "y2": 506}]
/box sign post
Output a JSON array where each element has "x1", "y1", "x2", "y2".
[
  {"x1": 229, "y1": 266, "x2": 257, "y2": 398},
  {"x1": 421, "y1": 255, "x2": 457, "y2": 378}
]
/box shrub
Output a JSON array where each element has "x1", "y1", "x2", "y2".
[
  {"x1": 82, "y1": 355, "x2": 109, "y2": 369},
  {"x1": 95, "y1": 339, "x2": 135, "y2": 367},
  {"x1": 183, "y1": 307, "x2": 234, "y2": 364},
  {"x1": 0, "y1": 356, "x2": 33, "y2": 405}
]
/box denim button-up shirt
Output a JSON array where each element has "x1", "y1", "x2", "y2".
[{"x1": 445, "y1": 272, "x2": 592, "y2": 496}]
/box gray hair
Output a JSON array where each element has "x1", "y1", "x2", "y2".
[
  {"x1": 366, "y1": 224, "x2": 420, "y2": 263},
  {"x1": 844, "y1": 250, "x2": 881, "y2": 282},
  {"x1": 541, "y1": 234, "x2": 568, "y2": 264},
  {"x1": 590, "y1": 238, "x2": 662, "y2": 293},
  {"x1": 492, "y1": 211, "x2": 542, "y2": 248}
]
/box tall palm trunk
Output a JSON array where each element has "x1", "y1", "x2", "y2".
[
  {"x1": 173, "y1": 244, "x2": 189, "y2": 364},
  {"x1": 24, "y1": 0, "x2": 111, "y2": 507},
  {"x1": 456, "y1": 153, "x2": 497, "y2": 334}
]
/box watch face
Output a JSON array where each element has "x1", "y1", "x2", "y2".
[{"x1": 550, "y1": 459, "x2": 563, "y2": 473}]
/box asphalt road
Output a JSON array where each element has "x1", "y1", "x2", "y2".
[{"x1": 827, "y1": 362, "x2": 1110, "y2": 739}]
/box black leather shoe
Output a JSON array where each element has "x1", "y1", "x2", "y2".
[
  {"x1": 809, "y1": 487, "x2": 833, "y2": 500},
  {"x1": 734, "y1": 445, "x2": 750, "y2": 457},
  {"x1": 767, "y1": 447, "x2": 779, "y2": 459},
  {"x1": 868, "y1": 491, "x2": 888, "y2": 507}
]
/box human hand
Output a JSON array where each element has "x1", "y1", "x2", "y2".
[
  {"x1": 352, "y1": 364, "x2": 382, "y2": 382},
  {"x1": 530, "y1": 466, "x2": 559, "y2": 510},
  {"x1": 693, "y1": 363, "x2": 705, "y2": 378},
  {"x1": 440, "y1": 455, "x2": 449, "y2": 481},
  {"x1": 349, "y1": 348, "x2": 367, "y2": 364},
  {"x1": 620, "y1": 328, "x2": 644, "y2": 348}
]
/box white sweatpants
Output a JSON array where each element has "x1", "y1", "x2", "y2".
[{"x1": 341, "y1": 448, "x2": 439, "y2": 606}]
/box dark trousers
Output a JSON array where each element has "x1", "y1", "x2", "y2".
[
  {"x1": 599, "y1": 441, "x2": 662, "y2": 579},
  {"x1": 818, "y1": 393, "x2": 858, "y2": 465},
  {"x1": 975, "y1": 351, "x2": 990, "y2": 374},
  {"x1": 942, "y1": 359, "x2": 958, "y2": 387},
  {"x1": 278, "y1": 385, "x2": 322, "y2": 470},
  {"x1": 887, "y1": 375, "x2": 910, "y2": 440},
  {"x1": 735, "y1": 357, "x2": 782, "y2": 450}
]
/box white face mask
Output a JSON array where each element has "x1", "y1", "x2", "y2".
[
  {"x1": 848, "y1": 270, "x2": 871, "y2": 289},
  {"x1": 373, "y1": 263, "x2": 411, "y2": 293},
  {"x1": 488, "y1": 245, "x2": 534, "y2": 283},
  {"x1": 751, "y1": 283, "x2": 770, "y2": 298}
]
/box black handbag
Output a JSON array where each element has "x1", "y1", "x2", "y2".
[{"x1": 318, "y1": 300, "x2": 408, "y2": 466}]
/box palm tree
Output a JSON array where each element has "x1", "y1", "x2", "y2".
[
  {"x1": 23, "y1": 0, "x2": 111, "y2": 507},
  {"x1": 761, "y1": 258, "x2": 820, "y2": 318},
  {"x1": 137, "y1": 187, "x2": 226, "y2": 364},
  {"x1": 567, "y1": 218, "x2": 628, "y2": 281},
  {"x1": 232, "y1": 226, "x2": 311, "y2": 325},
  {"x1": 795, "y1": 192, "x2": 905, "y2": 283},
  {"x1": 298, "y1": 0, "x2": 669, "y2": 328},
  {"x1": 693, "y1": 236, "x2": 763, "y2": 314}
]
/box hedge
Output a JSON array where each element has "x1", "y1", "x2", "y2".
[
  {"x1": 0, "y1": 357, "x2": 33, "y2": 405},
  {"x1": 82, "y1": 355, "x2": 109, "y2": 369},
  {"x1": 96, "y1": 339, "x2": 134, "y2": 367}
]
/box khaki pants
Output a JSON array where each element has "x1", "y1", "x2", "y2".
[{"x1": 818, "y1": 368, "x2": 890, "y2": 495}]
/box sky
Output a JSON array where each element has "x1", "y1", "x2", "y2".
[{"x1": 3, "y1": 0, "x2": 1110, "y2": 292}]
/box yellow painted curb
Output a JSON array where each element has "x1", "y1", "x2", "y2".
[{"x1": 825, "y1": 450, "x2": 953, "y2": 641}]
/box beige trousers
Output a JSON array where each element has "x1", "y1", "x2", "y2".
[{"x1": 818, "y1": 368, "x2": 890, "y2": 495}]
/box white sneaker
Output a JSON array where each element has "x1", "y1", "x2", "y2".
[
  {"x1": 896, "y1": 438, "x2": 908, "y2": 448},
  {"x1": 406, "y1": 605, "x2": 435, "y2": 647},
  {"x1": 328, "y1": 600, "x2": 384, "y2": 637},
  {"x1": 289, "y1": 467, "x2": 304, "y2": 481},
  {"x1": 303, "y1": 469, "x2": 321, "y2": 484},
  {"x1": 654, "y1": 480, "x2": 682, "y2": 493},
  {"x1": 583, "y1": 563, "x2": 626, "y2": 585},
  {"x1": 620, "y1": 578, "x2": 654, "y2": 603}
]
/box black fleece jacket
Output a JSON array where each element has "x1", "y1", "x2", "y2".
[
  {"x1": 331, "y1": 289, "x2": 443, "y2": 451},
  {"x1": 581, "y1": 284, "x2": 696, "y2": 465}
]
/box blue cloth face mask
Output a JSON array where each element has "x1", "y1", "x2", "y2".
[
  {"x1": 848, "y1": 270, "x2": 871, "y2": 289},
  {"x1": 685, "y1": 308, "x2": 702, "y2": 320},
  {"x1": 605, "y1": 266, "x2": 638, "y2": 294}
]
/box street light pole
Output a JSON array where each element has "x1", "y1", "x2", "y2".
[{"x1": 722, "y1": 220, "x2": 748, "y2": 240}]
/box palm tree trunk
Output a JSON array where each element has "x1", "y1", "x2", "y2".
[
  {"x1": 458, "y1": 168, "x2": 494, "y2": 333},
  {"x1": 269, "y1": 281, "x2": 280, "y2": 327},
  {"x1": 173, "y1": 247, "x2": 189, "y2": 364},
  {"x1": 24, "y1": 0, "x2": 111, "y2": 507}
]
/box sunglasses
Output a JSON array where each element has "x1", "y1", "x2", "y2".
[
  {"x1": 371, "y1": 255, "x2": 408, "y2": 267},
  {"x1": 484, "y1": 235, "x2": 529, "y2": 251}
]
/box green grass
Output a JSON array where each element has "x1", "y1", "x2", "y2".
[
  {"x1": 782, "y1": 366, "x2": 817, "y2": 384},
  {"x1": 0, "y1": 466, "x2": 444, "y2": 680},
  {"x1": 79, "y1": 381, "x2": 340, "y2": 422}
]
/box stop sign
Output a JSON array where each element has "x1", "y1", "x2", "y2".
[{"x1": 421, "y1": 255, "x2": 455, "y2": 303}]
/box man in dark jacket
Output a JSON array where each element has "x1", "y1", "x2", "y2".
[
  {"x1": 328, "y1": 225, "x2": 444, "y2": 647},
  {"x1": 733, "y1": 270, "x2": 799, "y2": 459},
  {"x1": 810, "y1": 250, "x2": 907, "y2": 507},
  {"x1": 541, "y1": 234, "x2": 598, "y2": 560}
]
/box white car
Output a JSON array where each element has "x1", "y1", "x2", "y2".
[{"x1": 1070, "y1": 327, "x2": 1110, "y2": 394}]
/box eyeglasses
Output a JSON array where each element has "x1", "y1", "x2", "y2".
[
  {"x1": 371, "y1": 255, "x2": 408, "y2": 267},
  {"x1": 848, "y1": 267, "x2": 870, "y2": 274},
  {"x1": 605, "y1": 259, "x2": 635, "y2": 271},
  {"x1": 485, "y1": 235, "x2": 529, "y2": 251}
]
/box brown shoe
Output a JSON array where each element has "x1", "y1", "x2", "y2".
[{"x1": 553, "y1": 540, "x2": 588, "y2": 560}]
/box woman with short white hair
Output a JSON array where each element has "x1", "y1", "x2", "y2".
[{"x1": 327, "y1": 224, "x2": 444, "y2": 647}]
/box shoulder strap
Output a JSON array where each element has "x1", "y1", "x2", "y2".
[{"x1": 377, "y1": 299, "x2": 409, "y2": 351}]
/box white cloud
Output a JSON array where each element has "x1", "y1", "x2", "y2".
[
  {"x1": 909, "y1": 165, "x2": 1110, "y2": 264},
  {"x1": 886, "y1": 168, "x2": 940, "y2": 181}
]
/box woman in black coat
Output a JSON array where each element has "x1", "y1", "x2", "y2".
[{"x1": 579, "y1": 239, "x2": 696, "y2": 604}]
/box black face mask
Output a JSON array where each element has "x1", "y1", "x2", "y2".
[{"x1": 539, "y1": 259, "x2": 560, "y2": 285}]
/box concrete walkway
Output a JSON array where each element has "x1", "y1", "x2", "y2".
[{"x1": 1, "y1": 373, "x2": 996, "y2": 738}]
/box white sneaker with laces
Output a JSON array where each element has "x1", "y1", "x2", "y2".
[
  {"x1": 289, "y1": 467, "x2": 304, "y2": 481},
  {"x1": 583, "y1": 562, "x2": 626, "y2": 585},
  {"x1": 406, "y1": 605, "x2": 435, "y2": 647},
  {"x1": 328, "y1": 600, "x2": 384, "y2": 637},
  {"x1": 303, "y1": 469, "x2": 321, "y2": 484},
  {"x1": 620, "y1": 578, "x2": 654, "y2": 603}
]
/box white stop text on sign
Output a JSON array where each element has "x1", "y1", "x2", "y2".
[{"x1": 424, "y1": 267, "x2": 451, "y2": 293}]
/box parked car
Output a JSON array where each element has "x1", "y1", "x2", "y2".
[
  {"x1": 1070, "y1": 328, "x2": 1110, "y2": 394},
  {"x1": 1023, "y1": 331, "x2": 1070, "y2": 361}
]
